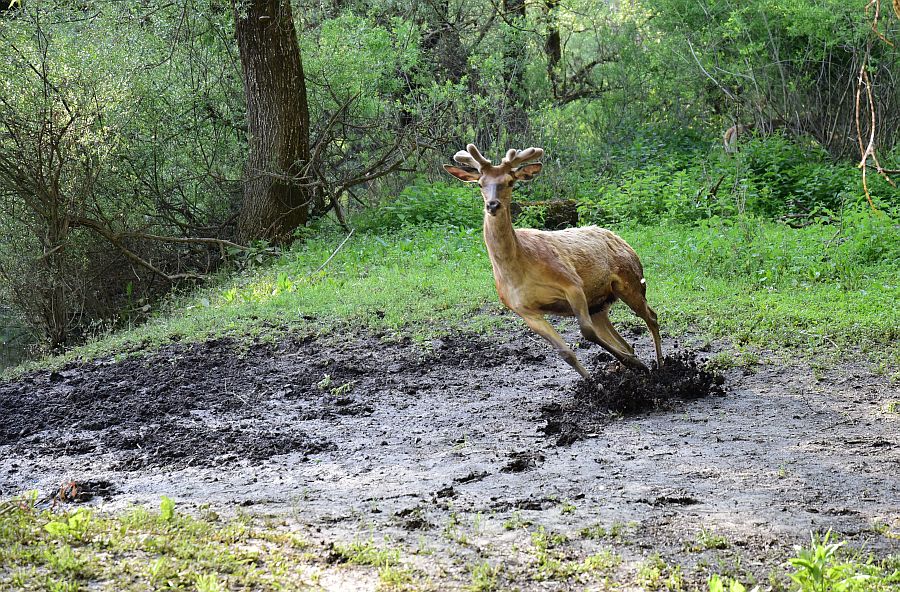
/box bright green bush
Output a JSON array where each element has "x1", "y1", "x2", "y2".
[
  {"x1": 353, "y1": 181, "x2": 483, "y2": 231},
  {"x1": 575, "y1": 134, "x2": 884, "y2": 228},
  {"x1": 668, "y1": 210, "x2": 898, "y2": 291},
  {"x1": 577, "y1": 162, "x2": 716, "y2": 226}
]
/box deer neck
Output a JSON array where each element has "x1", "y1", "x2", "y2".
[{"x1": 482, "y1": 200, "x2": 522, "y2": 276}]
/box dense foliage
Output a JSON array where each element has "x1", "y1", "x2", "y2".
[{"x1": 0, "y1": 0, "x2": 898, "y2": 358}]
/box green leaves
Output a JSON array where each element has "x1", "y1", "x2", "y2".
[
  {"x1": 160, "y1": 496, "x2": 176, "y2": 523},
  {"x1": 708, "y1": 573, "x2": 758, "y2": 592},
  {"x1": 787, "y1": 533, "x2": 872, "y2": 592},
  {"x1": 44, "y1": 508, "x2": 91, "y2": 541}
]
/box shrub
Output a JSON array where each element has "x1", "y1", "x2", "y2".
[{"x1": 354, "y1": 181, "x2": 483, "y2": 231}]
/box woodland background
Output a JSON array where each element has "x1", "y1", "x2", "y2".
[{"x1": 0, "y1": 0, "x2": 898, "y2": 366}]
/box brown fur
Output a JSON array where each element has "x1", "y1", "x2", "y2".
[
  {"x1": 444, "y1": 144, "x2": 663, "y2": 379},
  {"x1": 723, "y1": 123, "x2": 753, "y2": 153}
]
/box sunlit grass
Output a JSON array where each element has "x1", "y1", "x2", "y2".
[{"x1": 6, "y1": 215, "x2": 898, "y2": 378}]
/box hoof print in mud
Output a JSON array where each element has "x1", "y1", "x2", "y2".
[
  {"x1": 501, "y1": 450, "x2": 545, "y2": 473},
  {"x1": 543, "y1": 350, "x2": 725, "y2": 445}
]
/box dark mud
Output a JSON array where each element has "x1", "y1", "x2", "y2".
[
  {"x1": 543, "y1": 350, "x2": 726, "y2": 445},
  {"x1": 1, "y1": 326, "x2": 898, "y2": 589},
  {"x1": 0, "y1": 333, "x2": 529, "y2": 471},
  {"x1": 0, "y1": 337, "x2": 374, "y2": 469}
]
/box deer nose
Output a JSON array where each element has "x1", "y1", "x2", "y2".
[{"x1": 486, "y1": 200, "x2": 501, "y2": 214}]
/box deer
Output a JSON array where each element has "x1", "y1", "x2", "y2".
[
  {"x1": 443, "y1": 144, "x2": 663, "y2": 380},
  {"x1": 723, "y1": 117, "x2": 790, "y2": 153}
]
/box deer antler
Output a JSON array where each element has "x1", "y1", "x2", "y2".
[
  {"x1": 501, "y1": 147, "x2": 544, "y2": 170},
  {"x1": 453, "y1": 145, "x2": 544, "y2": 172},
  {"x1": 453, "y1": 150, "x2": 483, "y2": 170},
  {"x1": 453, "y1": 143, "x2": 493, "y2": 171}
]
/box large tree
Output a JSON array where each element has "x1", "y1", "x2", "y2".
[{"x1": 233, "y1": 0, "x2": 312, "y2": 244}]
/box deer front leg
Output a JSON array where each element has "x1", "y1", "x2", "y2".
[
  {"x1": 565, "y1": 288, "x2": 649, "y2": 372},
  {"x1": 521, "y1": 314, "x2": 592, "y2": 380}
]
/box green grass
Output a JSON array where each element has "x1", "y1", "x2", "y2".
[
  {"x1": 0, "y1": 495, "x2": 320, "y2": 591},
  {"x1": 466, "y1": 561, "x2": 500, "y2": 592},
  {"x1": 5, "y1": 211, "x2": 898, "y2": 378},
  {"x1": 620, "y1": 217, "x2": 899, "y2": 368},
  {"x1": 709, "y1": 532, "x2": 900, "y2": 592},
  {"x1": 330, "y1": 538, "x2": 400, "y2": 567},
  {"x1": 2, "y1": 495, "x2": 899, "y2": 591}
]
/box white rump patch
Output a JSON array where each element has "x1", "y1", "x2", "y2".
[{"x1": 640, "y1": 278, "x2": 646, "y2": 285}]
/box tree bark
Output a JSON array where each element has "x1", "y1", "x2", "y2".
[
  {"x1": 544, "y1": 0, "x2": 561, "y2": 97},
  {"x1": 422, "y1": 1, "x2": 467, "y2": 83},
  {"x1": 503, "y1": 0, "x2": 528, "y2": 133},
  {"x1": 233, "y1": 0, "x2": 312, "y2": 244}
]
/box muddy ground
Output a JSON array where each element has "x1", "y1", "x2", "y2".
[{"x1": 1, "y1": 324, "x2": 898, "y2": 589}]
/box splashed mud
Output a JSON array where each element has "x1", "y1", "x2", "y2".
[{"x1": 543, "y1": 350, "x2": 726, "y2": 445}]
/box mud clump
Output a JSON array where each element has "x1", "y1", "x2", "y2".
[{"x1": 543, "y1": 350, "x2": 725, "y2": 445}]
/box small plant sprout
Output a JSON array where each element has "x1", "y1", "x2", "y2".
[
  {"x1": 330, "y1": 380, "x2": 354, "y2": 396},
  {"x1": 160, "y1": 496, "x2": 176, "y2": 523},
  {"x1": 316, "y1": 374, "x2": 332, "y2": 390},
  {"x1": 688, "y1": 529, "x2": 730, "y2": 552},
  {"x1": 467, "y1": 561, "x2": 500, "y2": 592},
  {"x1": 708, "y1": 574, "x2": 759, "y2": 592},
  {"x1": 503, "y1": 511, "x2": 532, "y2": 531}
]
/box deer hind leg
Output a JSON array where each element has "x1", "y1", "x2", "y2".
[
  {"x1": 565, "y1": 287, "x2": 649, "y2": 372},
  {"x1": 590, "y1": 307, "x2": 635, "y2": 356},
  {"x1": 521, "y1": 314, "x2": 592, "y2": 380},
  {"x1": 612, "y1": 279, "x2": 663, "y2": 367}
]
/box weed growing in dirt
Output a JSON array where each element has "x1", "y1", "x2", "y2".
[
  {"x1": 377, "y1": 565, "x2": 416, "y2": 591},
  {"x1": 526, "y1": 526, "x2": 620, "y2": 581},
  {"x1": 688, "y1": 529, "x2": 731, "y2": 552},
  {"x1": 331, "y1": 538, "x2": 400, "y2": 567},
  {"x1": 636, "y1": 553, "x2": 685, "y2": 591},
  {"x1": 708, "y1": 574, "x2": 758, "y2": 592},
  {"x1": 502, "y1": 511, "x2": 532, "y2": 531},
  {"x1": 579, "y1": 520, "x2": 634, "y2": 543},
  {"x1": 466, "y1": 561, "x2": 501, "y2": 592},
  {"x1": 708, "y1": 532, "x2": 900, "y2": 592},
  {"x1": 443, "y1": 512, "x2": 461, "y2": 543},
  {"x1": 870, "y1": 519, "x2": 900, "y2": 540},
  {"x1": 0, "y1": 495, "x2": 327, "y2": 591},
  {"x1": 3, "y1": 494, "x2": 897, "y2": 591},
  {"x1": 559, "y1": 500, "x2": 577, "y2": 515}
]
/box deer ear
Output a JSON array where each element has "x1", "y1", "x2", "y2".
[
  {"x1": 443, "y1": 164, "x2": 481, "y2": 183},
  {"x1": 512, "y1": 162, "x2": 542, "y2": 182}
]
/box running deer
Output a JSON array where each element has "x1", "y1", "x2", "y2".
[{"x1": 443, "y1": 144, "x2": 662, "y2": 379}]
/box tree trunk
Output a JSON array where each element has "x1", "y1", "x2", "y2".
[
  {"x1": 544, "y1": 0, "x2": 561, "y2": 98},
  {"x1": 42, "y1": 222, "x2": 69, "y2": 350},
  {"x1": 234, "y1": 0, "x2": 312, "y2": 244},
  {"x1": 503, "y1": 0, "x2": 528, "y2": 133},
  {"x1": 423, "y1": 1, "x2": 467, "y2": 83}
]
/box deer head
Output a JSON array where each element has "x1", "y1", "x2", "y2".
[{"x1": 443, "y1": 144, "x2": 544, "y2": 216}]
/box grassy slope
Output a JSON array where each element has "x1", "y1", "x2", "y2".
[{"x1": 6, "y1": 215, "x2": 898, "y2": 378}]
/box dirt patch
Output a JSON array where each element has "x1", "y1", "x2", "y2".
[
  {"x1": 0, "y1": 337, "x2": 366, "y2": 469},
  {"x1": 0, "y1": 332, "x2": 526, "y2": 471},
  {"x1": 542, "y1": 350, "x2": 726, "y2": 445},
  {"x1": 1, "y1": 326, "x2": 898, "y2": 588}
]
